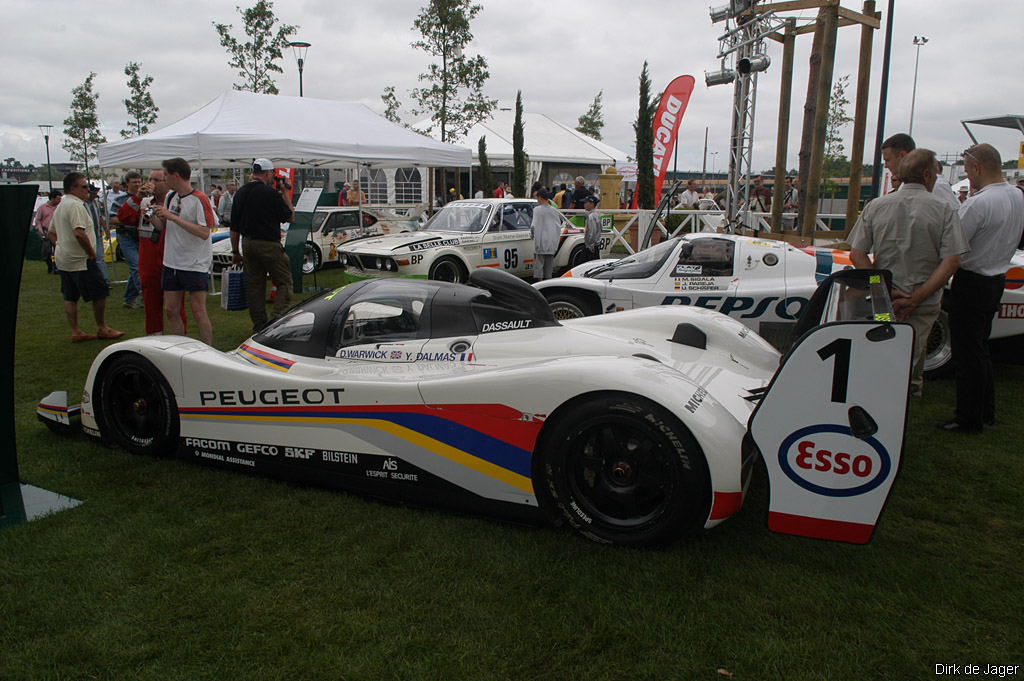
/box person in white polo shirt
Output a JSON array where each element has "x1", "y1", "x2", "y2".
[{"x1": 937, "y1": 143, "x2": 1024, "y2": 433}]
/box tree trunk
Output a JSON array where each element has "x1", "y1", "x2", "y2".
[{"x1": 797, "y1": 9, "x2": 826, "y2": 220}]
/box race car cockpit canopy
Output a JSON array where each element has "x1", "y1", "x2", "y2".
[{"x1": 251, "y1": 270, "x2": 558, "y2": 359}]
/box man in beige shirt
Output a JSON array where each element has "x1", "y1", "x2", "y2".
[
  {"x1": 50, "y1": 172, "x2": 124, "y2": 343},
  {"x1": 848, "y1": 149, "x2": 968, "y2": 396}
]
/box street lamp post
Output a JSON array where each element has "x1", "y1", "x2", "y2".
[
  {"x1": 288, "y1": 41, "x2": 311, "y2": 98},
  {"x1": 909, "y1": 36, "x2": 929, "y2": 136},
  {"x1": 288, "y1": 41, "x2": 312, "y2": 193},
  {"x1": 38, "y1": 125, "x2": 53, "y2": 193},
  {"x1": 710, "y1": 151, "x2": 719, "y2": 177}
]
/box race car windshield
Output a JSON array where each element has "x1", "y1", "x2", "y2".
[
  {"x1": 422, "y1": 203, "x2": 492, "y2": 233},
  {"x1": 589, "y1": 238, "x2": 681, "y2": 280}
]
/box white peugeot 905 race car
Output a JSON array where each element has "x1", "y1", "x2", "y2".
[
  {"x1": 535, "y1": 233, "x2": 1024, "y2": 377},
  {"x1": 336, "y1": 198, "x2": 603, "y2": 283},
  {"x1": 39, "y1": 268, "x2": 912, "y2": 547}
]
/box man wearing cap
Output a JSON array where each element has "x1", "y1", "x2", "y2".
[
  {"x1": 50, "y1": 172, "x2": 124, "y2": 343},
  {"x1": 337, "y1": 182, "x2": 350, "y2": 206},
  {"x1": 531, "y1": 189, "x2": 561, "y2": 281},
  {"x1": 230, "y1": 158, "x2": 295, "y2": 333}
]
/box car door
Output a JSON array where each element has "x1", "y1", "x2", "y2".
[
  {"x1": 482, "y1": 202, "x2": 535, "y2": 277},
  {"x1": 631, "y1": 237, "x2": 739, "y2": 310},
  {"x1": 326, "y1": 291, "x2": 428, "y2": 363}
]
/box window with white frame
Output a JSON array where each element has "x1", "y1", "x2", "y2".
[
  {"x1": 359, "y1": 168, "x2": 388, "y2": 204},
  {"x1": 395, "y1": 167, "x2": 422, "y2": 204}
]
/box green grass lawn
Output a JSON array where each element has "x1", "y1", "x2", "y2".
[{"x1": 3, "y1": 260, "x2": 1023, "y2": 680}]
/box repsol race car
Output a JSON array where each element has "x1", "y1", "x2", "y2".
[
  {"x1": 38, "y1": 268, "x2": 911, "y2": 547},
  {"x1": 336, "y1": 198, "x2": 608, "y2": 284},
  {"x1": 535, "y1": 233, "x2": 1024, "y2": 378}
]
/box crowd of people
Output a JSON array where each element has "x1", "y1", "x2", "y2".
[
  {"x1": 849, "y1": 133, "x2": 1024, "y2": 433},
  {"x1": 43, "y1": 157, "x2": 295, "y2": 345}
]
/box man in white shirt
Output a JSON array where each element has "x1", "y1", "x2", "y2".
[
  {"x1": 675, "y1": 180, "x2": 701, "y2": 210},
  {"x1": 150, "y1": 157, "x2": 215, "y2": 345},
  {"x1": 938, "y1": 143, "x2": 1024, "y2": 433}
]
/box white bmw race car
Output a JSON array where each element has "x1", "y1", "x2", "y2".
[
  {"x1": 212, "y1": 206, "x2": 419, "y2": 274},
  {"x1": 39, "y1": 269, "x2": 912, "y2": 547},
  {"x1": 535, "y1": 233, "x2": 1024, "y2": 377},
  {"x1": 336, "y1": 198, "x2": 604, "y2": 283}
]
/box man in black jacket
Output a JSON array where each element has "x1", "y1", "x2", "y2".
[{"x1": 230, "y1": 158, "x2": 295, "y2": 333}]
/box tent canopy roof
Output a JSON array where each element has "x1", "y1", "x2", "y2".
[
  {"x1": 98, "y1": 90, "x2": 472, "y2": 169},
  {"x1": 422, "y1": 110, "x2": 630, "y2": 167}
]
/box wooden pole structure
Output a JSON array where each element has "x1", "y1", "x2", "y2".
[
  {"x1": 771, "y1": 19, "x2": 797, "y2": 233},
  {"x1": 800, "y1": 4, "x2": 839, "y2": 237},
  {"x1": 845, "y1": 0, "x2": 877, "y2": 236},
  {"x1": 796, "y1": 9, "x2": 826, "y2": 229}
]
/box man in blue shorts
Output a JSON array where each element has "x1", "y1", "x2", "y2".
[
  {"x1": 150, "y1": 158, "x2": 215, "y2": 345},
  {"x1": 51, "y1": 172, "x2": 124, "y2": 343}
]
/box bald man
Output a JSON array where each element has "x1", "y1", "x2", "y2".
[
  {"x1": 849, "y1": 148, "x2": 968, "y2": 397},
  {"x1": 938, "y1": 143, "x2": 1024, "y2": 433}
]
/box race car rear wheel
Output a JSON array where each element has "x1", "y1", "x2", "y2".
[
  {"x1": 302, "y1": 243, "x2": 322, "y2": 275},
  {"x1": 545, "y1": 291, "x2": 599, "y2": 320},
  {"x1": 538, "y1": 395, "x2": 711, "y2": 547},
  {"x1": 97, "y1": 354, "x2": 180, "y2": 457},
  {"x1": 428, "y1": 256, "x2": 467, "y2": 284},
  {"x1": 567, "y1": 244, "x2": 589, "y2": 269},
  {"x1": 924, "y1": 309, "x2": 954, "y2": 379}
]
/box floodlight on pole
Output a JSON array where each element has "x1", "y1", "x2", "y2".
[
  {"x1": 288, "y1": 41, "x2": 311, "y2": 97},
  {"x1": 909, "y1": 36, "x2": 928, "y2": 136},
  {"x1": 710, "y1": 4, "x2": 731, "y2": 23},
  {"x1": 737, "y1": 54, "x2": 770, "y2": 75},
  {"x1": 706, "y1": 68, "x2": 736, "y2": 87},
  {"x1": 38, "y1": 124, "x2": 53, "y2": 193}
]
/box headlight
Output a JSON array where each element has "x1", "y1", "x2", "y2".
[
  {"x1": 375, "y1": 257, "x2": 383, "y2": 270},
  {"x1": 340, "y1": 253, "x2": 348, "y2": 266}
]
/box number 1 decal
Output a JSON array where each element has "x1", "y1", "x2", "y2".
[{"x1": 817, "y1": 338, "x2": 851, "y2": 403}]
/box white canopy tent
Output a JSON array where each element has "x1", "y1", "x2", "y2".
[{"x1": 98, "y1": 90, "x2": 472, "y2": 170}]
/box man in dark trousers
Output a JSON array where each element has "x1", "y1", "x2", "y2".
[
  {"x1": 230, "y1": 158, "x2": 295, "y2": 333},
  {"x1": 937, "y1": 143, "x2": 1024, "y2": 433}
]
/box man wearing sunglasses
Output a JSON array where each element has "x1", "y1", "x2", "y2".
[
  {"x1": 50, "y1": 172, "x2": 124, "y2": 343},
  {"x1": 937, "y1": 144, "x2": 1024, "y2": 433}
]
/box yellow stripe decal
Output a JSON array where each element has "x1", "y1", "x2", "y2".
[{"x1": 182, "y1": 413, "x2": 534, "y2": 494}]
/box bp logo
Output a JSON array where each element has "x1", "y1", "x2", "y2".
[{"x1": 777, "y1": 424, "x2": 891, "y2": 497}]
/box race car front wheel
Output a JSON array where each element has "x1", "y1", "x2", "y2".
[
  {"x1": 302, "y1": 243, "x2": 322, "y2": 275},
  {"x1": 428, "y1": 256, "x2": 467, "y2": 284},
  {"x1": 98, "y1": 354, "x2": 180, "y2": 457},
  {"x1": 537, "y1": 395, "x2": 711, "y2": 547}
]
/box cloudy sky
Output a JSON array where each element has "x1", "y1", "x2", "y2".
[{"x1": 2, "y1": 0, "x2": 1023, "y2": 174}]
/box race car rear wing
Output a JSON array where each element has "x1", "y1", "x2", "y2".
[{"x1": 748, "y1": 269, "x2": 912, "y2": 543}]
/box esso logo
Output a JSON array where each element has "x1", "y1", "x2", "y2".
[{"x1": 778, "y1": 425, "x2": 891, "y2": 497}]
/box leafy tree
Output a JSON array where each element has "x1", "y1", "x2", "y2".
[
  {"x1": 3, "y1": 158, "x2": 22, "y2": 167},
  {"x1": 121, "y1": 62, "x2": 159, "y2": 138},
  {"x1": 633, "y1": 62, "x2": 656, "y2": 209},
  {"x1": 408, "y1": 0, "x2": 496, "y2": 143},
  {"x1": 62, "y1": 72, "x2": 107, "y2": 179},
  {"x1": 822, "y1": 74, "x2": 853, "y2": 189},
  {"x1": 576, "y1": 90, "x2": 604, "y2": 140},
  {"x1": 381, "y1": 86, "x2": 403, "y2": 125},
  {"x1": 478, "y1": 136, "x2": 494, "y2": 196},
  {"x1": 213, "y1": 0, "x2": 297, "y2": 95},
  {"x1": 512, "y1": 91, "x2": 527, "y2": 198}
]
